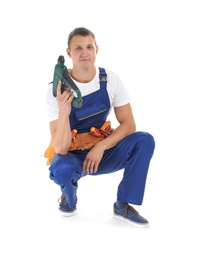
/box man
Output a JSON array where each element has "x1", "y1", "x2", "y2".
[{"x1": 45, "y1": 27, "x2": 155, "y2": 228}]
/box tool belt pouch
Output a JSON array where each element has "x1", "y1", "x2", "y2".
[
  {"x1": 69, "y1": 132, "x2": 104, "y2": 151},
  {"x1": 44, "y1": 133, "x2": 105, "y2": 165},
  {"x1": 44, "y1": 121, "x2": 113, "y2": 165}
]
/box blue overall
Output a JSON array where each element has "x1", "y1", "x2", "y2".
[{"x1": 49, "y1": 68, "x2": 155, "y2": 208}]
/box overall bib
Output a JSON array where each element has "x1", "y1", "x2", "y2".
[{"x1": 49, "y1": 68, "x2": 155, "y2": 208}]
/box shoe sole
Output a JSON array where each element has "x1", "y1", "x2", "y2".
[
  {"x1": 59, "y1": 209, "x2": 77, "y2": 217},
  {"x1": 113, "y1": 213, "x2": 149, "y2": 229}
]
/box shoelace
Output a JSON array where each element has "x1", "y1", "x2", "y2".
[
  {"x1": 124, "y1": 204, "x2": 139, "y2": 218},
  {"x1": 58, "y1": 194, "x2": 68, "y2": 207}
]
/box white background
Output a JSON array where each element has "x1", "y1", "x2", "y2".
[{"x1": 0, "y1": 0, "x2": 199, "y2": 259}]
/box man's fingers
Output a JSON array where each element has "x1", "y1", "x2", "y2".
[
  {"x1": 56, "y1": 81, "x2": 62, "y2": 96},
  {"x1": 67, "y1": 92, "x2": 74, "y2": 101},
  {"x1": 83, "y1": 159, "x2": 98, "y2": 174}
]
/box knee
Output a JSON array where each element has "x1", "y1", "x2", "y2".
[
  {"x1": 49, "y1": 154, "x2": 77, "y2": 184},
  {"x1": 129, "y1": 131, "x2": 155, "y2": 152},
  {"x1": 140, "y1": 131, "x2": 155, "y2": 153},
  {"x1": 143, "y1": 132, "x2": 155, "y2": 145}
]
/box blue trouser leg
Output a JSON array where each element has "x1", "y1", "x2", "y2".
[
  {"x1": 49, "y1": 153, "x2": 84, "y2": 208},
  {"x1": 49, "y1": 131, "x2": 155, "y2": 207},
  {"x1": 95, "y1": 131, "x2": 155, "y2": 205}
]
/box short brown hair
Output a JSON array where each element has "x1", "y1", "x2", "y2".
[{"x1": 67, "y1": 27, "x2": 97, "y2": 48}]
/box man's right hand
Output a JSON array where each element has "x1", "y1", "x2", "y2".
[{"x1": 56, "y1": 81, "x2": 74, "y2": 116}]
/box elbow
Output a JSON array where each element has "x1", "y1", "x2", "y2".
[
  {"x1": 51, "y1": 138, "x2": 71, "y2": 155},
  {"x1": 129, "y1": 122, "x2": 136, "y2": 134},
  {"x1": 55, "y1": 145, "x2": 69, "y2": 155},
  {"x1": 57, "y1": 150, "x2": 68, "y2": 155}
]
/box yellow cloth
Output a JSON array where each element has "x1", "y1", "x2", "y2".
[{"x1": 44, "y1": 143, "x2": 56, "y2": 165}]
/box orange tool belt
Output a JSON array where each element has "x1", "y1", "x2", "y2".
[{"x1": 44, "y1": 121, "x2": 113, "y2": 165}]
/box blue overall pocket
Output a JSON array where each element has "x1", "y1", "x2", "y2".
[{"x1": 75, "y1": 99, "x2": 107, "y2": 121}]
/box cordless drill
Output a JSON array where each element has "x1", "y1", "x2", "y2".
[{"x1": 52, "y1": 55, "x2": 83, "y2": 108}]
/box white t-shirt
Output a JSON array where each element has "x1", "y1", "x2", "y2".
[{"x1": 46, "y1": 68, "x2": 131, "y2": 122}]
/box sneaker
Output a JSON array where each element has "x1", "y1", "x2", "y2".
[
  {"x1": 113, "y1": 202, "x2": 149, "y2": 228},
  {"x1": 58, "y1": 194, "x2": 76, "y2": 217}
]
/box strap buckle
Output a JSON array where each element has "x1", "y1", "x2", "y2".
[{"x1": 99, "y1": 67, "x2": 107, "y2": 82}]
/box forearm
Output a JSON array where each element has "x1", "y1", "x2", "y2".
[{"x1": 51, "y1": 114, "x2": 72, "y2": 154}]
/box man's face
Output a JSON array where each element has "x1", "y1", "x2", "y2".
[{"x1": 67, "y1": 35, "x2": 98, "y2": 69}]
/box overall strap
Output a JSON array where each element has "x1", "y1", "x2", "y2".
[{"x1": 99, "y1": 67, "x2": 107, "y2": 89}]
